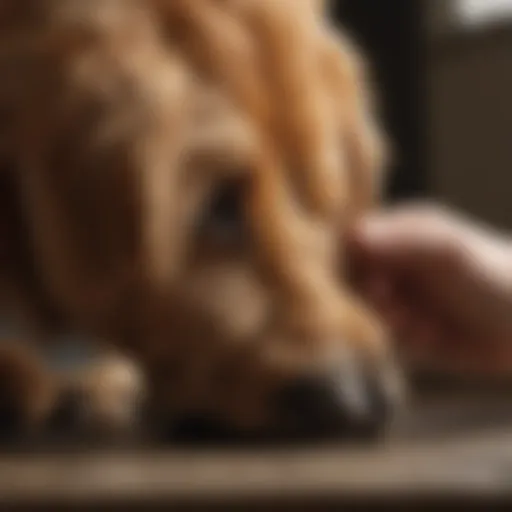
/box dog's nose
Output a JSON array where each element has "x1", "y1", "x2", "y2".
[{"x1": 277, "y1": 360, "x2": 401, "y2": 439}]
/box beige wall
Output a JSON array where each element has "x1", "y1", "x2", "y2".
[{"x1": 427, "y1": 2, "x2": 512, "y2": 229}]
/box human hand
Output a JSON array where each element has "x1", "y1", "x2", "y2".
[{"x1": 348, "y1": 204, "x2": 512, "y2": 375}]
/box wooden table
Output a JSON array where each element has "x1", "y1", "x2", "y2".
[{"x1": 2, "y1": 382, "x2": 512, "y2": 510}]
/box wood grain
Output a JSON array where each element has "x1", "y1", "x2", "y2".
[{"x1": 1, "y1": 390, "x2": 512, "y2": 509}]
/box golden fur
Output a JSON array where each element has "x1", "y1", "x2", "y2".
[{"x1": 0, "y1": 0, "x2": 397, "y2": 437}]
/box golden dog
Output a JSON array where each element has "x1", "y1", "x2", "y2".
[{"x1": 0, "y1": 0, "x2": 401, "y2": 441}]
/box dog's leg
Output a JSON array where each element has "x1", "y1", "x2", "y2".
[{"x1": 0, "y1": 340, "x2": 145, "y2": 443}]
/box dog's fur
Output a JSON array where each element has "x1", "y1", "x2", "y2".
[{"x1": 0, "y1": 0, "x2": 397, "y2": 439}]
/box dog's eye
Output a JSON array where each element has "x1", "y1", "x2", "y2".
[{"x1": 200, "y1": 180, "x2": 245, "y2": 244}]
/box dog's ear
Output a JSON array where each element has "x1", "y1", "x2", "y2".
[
  {"x1": 321, "y1": 32, "x2": 390, "y2": 223},
  {"x1": 346, "y1": 64, "x2": 389, "y2": 216}
]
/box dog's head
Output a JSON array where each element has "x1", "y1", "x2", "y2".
[{"x1": 5, "y1": 0, "x2": 400, "y2": 440}]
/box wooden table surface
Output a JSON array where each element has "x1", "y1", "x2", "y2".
[{"x1": 2, "y1": 383, "x2": 512, "y2": 510}]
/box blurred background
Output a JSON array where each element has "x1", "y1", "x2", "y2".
[
  {"x1": 2, "y1": 1, "x2": 512, "y2": 510},
  {"x1": 338, "y1": 0, "x2": 512, "y2": 230}
]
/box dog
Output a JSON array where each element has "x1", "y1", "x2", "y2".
[{"x1": 0, "y1": 0, "x2": 402, "y2": 442}]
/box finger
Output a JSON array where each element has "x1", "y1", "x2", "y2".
[
  {"x1": 382, "y1": 301, "x2": 417, "y2": 335},
  {"x1": 396, "y1": 316, "x2": 444, "y2": 365},
  {"x1": 359, "y1": 273, "x2": 394, "y2": 307},
  {"x1": 411, "y1": 326, "x2": 512, "y2": 376},
  {"x1": 348, "y1": 207, "x2": 462, "y2": 275}
]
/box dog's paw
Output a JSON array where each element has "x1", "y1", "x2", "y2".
[{"x1": 51, "y1": 354, "x2": 146, "y2": 443}]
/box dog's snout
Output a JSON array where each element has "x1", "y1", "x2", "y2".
[{"x1": 277, "y1": 359, "x2": 400, "y2": 440}]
